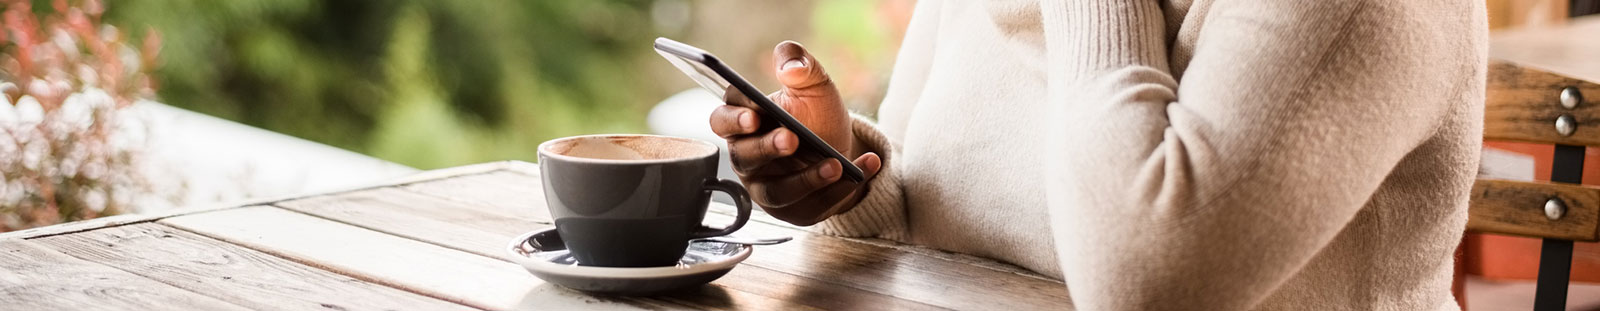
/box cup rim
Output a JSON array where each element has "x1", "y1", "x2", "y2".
[{"x1": 537, "y1": 134, "x2": 719, "y2": 164}]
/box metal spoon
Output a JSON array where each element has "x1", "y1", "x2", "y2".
[{"x1": 693, "y1": 235, "x2": 793, "y2": 245}]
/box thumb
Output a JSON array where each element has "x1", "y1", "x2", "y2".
[
  {"x1": 773, "y1": 41, "x2": 836, "y2": 95},
  {"x1": 852, "y1": 152, "x2": 883, "y2": 181}
]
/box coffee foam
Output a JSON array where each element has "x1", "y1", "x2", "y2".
[{"x1": 545, "y1": 136, "x2": 715, "y2": 161}]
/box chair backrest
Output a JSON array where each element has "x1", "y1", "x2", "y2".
[
  {"x1": 1471, "y1": 60, "x2": 1600, "y2": 243},
  {"x1": 1468, "y1": 59, "x2": 1600, "y2": 311}
]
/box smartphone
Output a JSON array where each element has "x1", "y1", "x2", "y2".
[{"x1": 654, "y1": 37, "x2": 865, "y2": 182}]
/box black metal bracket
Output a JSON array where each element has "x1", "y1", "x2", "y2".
[{"x1": 1534, "y1": 144, "x2": 1583, "y2": 311}]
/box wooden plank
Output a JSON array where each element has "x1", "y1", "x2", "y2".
[
  {"x1": 159, "y1": 206, "x2": 656, "y2": 311},
  {"x1": 387, "y1": 161, "x2": 534, "y2": 186},
  {"x1": 32, "y1": 223, "x2": 476, "y2": 311},
  {"x1": 398, "y1": 170, "x2": 548, "y2": 218},
  {"x1": 399, "y1": 173, "x2": 1073, "y2": 310},
  {"x1": 1468, "y1": 178, "x2": 1600, "y2": 241},
  {"x1": 710, "y1": 260, "x2": 943, "y2": 310},
  {"x1": 1484, "y1": 60, "x2": 1600, "y2": 146},
  {"x1": 650, "y1": 285, "x2": 818, "y2": 311},
  {"x1": 0, "y1": 239, "x2": 250, "y2": 311},
  {"x1": 276, "y1": 187, "x2": 538, "y2": 259},
  {"x1": 278, "y1": 187, "x2": 941, "y2": 310},
  {"x1": 700, "y1": 212, "x2": 1073, "y2": 310}
]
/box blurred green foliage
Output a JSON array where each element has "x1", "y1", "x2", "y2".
[{"x1": 104, "y1": 0, "x2": 660, "y2": 169}]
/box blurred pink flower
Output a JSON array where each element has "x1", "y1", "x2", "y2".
[{"x1": 1, "y1": 0, "x2": 169, "y2": 231}]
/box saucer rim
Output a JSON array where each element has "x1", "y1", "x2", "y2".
[{"x1": 505, "y1": 228, "x2": 752, "y2": 279}]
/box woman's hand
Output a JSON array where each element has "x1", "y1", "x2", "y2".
[{"x1": 708, "y1": 41, "x2": 882, "y2": 226}]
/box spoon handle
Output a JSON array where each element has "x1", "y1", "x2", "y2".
[{"x1": 693, "y1": 235, "x2": 793, "y2": 245}]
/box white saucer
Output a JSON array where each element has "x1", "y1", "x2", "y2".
[{"x1": 506, "y1": 228, "x2": 752, "y2": 295}]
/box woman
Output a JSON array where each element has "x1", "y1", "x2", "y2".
[{"x1": 709, "y1": 0, "x2": 1485, "y2": 309}]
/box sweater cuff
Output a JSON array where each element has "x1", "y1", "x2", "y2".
[{"x1": 813, "y1": 115, "x2": 908, "y2": 241}]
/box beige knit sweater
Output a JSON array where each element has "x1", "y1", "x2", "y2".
[{"x1": 813, "y1": 0, "x2": 1487, "y2": 309}]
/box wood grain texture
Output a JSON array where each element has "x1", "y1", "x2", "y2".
[
  {"x1": 398, "y1": 170, "x2": 547, "y2": 219},
  {"x1": 700, "y1": 212, "x2": 1073, "y2": 310},
  {"x1": 1468, "y1": 178, "x2": 1600, "y2": 241},
  {"x1": 33, "y1": 223, "x2": 475, "y2": 311},
  {"x1": 402, "y1": 170, "x2": 1073, "y2": 310},
  {"x1": 160, "y1": 206, "x2": 656, "y2": 311},
  {"x1": 1484, "y1": 60, "x2": 1600, "y2": 146},
  {"x1": 0, "y1": 239, "x2": 250, "y2": 311},
  {"x1": 277, "y1": 187, "x2": 539, "y2": 259},
  {"x1": 279, "y1": 187, "x2": 944, "y2": 310}
]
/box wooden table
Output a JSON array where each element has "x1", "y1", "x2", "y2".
[{"x1": 0, "y1": 161, "x2": 1071, "y2": 310}]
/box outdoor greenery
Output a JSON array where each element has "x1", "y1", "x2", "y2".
[
  {"x1": 104, "y1": 0, "x2": 661, "y2": 169},
  {"x1": 0, "y1": 0, "x2": 903, "y2": 230},
  {"x1": 77, "y1": 0, "x2": 902, "y2": 171}
]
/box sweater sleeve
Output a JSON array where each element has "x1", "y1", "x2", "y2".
[
  {"x1": 812, "y1": 115, "x2": 908, "y2": 241},
  {"x1": 1040, "y1": 0, "x2": 1476, "y2": 309}
]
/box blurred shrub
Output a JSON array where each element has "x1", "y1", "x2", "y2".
[
  {"x1": 104, "y1": 0, "x2": 661, "y2": 169},
  {"x1": 0, "y1": 0, "x2": 167, "y2": 230}
]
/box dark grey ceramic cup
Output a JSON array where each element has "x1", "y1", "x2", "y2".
[{"x1": 537, "y1": 134, "x2": 752, "y2": 267}]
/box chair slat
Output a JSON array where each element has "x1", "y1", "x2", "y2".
[
  {"x1": 1468, "y1": 178, "x2": 1600, "y2": 242},
  {"x1": 1485, "y1": 60, "x2": 1600, "y2": 146}
]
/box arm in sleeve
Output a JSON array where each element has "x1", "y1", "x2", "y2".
[{"x1": 1040, "y1": 0, "x2": 1475, "y2": 309}]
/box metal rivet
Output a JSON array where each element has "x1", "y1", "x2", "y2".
[
  {"x1": 1545, "y1": 198, "x2": 1566, "y2": 220},
  {"x1": 1561, "y1": 87, "x2": 1583, "y2": 109},
  {"x1": 1556, "y1": 114, "x2": 1577, "y2": 136}
]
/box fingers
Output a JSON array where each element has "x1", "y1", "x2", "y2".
[
  {"x1": 728, "y1": 127, "x2": 798, "y2": 171},
  {"x1": 709, "y1": 105, "x2": 759, "y2": 138},
  {"x1": 852, "y1": 152, "x2": 882, "y2": 180},
  {"x1": 772, "y1": 41, "x2": 837, "y2": 98},
  {"x1": 752, "y1": 153, "x2": 882, "y2": 226},
  {"x1": 748, "y1": 159, "x2": 843, "y2": 207},
  {"x1": 773, "y1": 177, "x2": 862, "y2": 226}
]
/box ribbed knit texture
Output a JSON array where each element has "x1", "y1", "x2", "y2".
[
  {"x1": 814, "y1": 115, "x2": 908, "y2": 241},
  {"x1": 809, "y1": 0, "x2": 1486, "y2": 309}
]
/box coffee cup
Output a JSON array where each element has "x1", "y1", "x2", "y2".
[{"x1": 537, "y1": 134, "x2": 752, "y2": 267}]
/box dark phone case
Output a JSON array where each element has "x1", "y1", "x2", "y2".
[{"x1": 654, "y1": 37, "x2": 865, "y2": 182}]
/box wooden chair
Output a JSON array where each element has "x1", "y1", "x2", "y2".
[{"x1": 1467, "y1": 59, "x2": 1600, "y2": 311}]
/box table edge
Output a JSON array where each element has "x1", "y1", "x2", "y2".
[{"x1": 0, "y1": 161, "x2": 539, "y2": 240}]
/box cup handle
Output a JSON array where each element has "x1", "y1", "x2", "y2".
[{"x1": 691, "y1": 179, "x2": 752, "y2": 239}]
